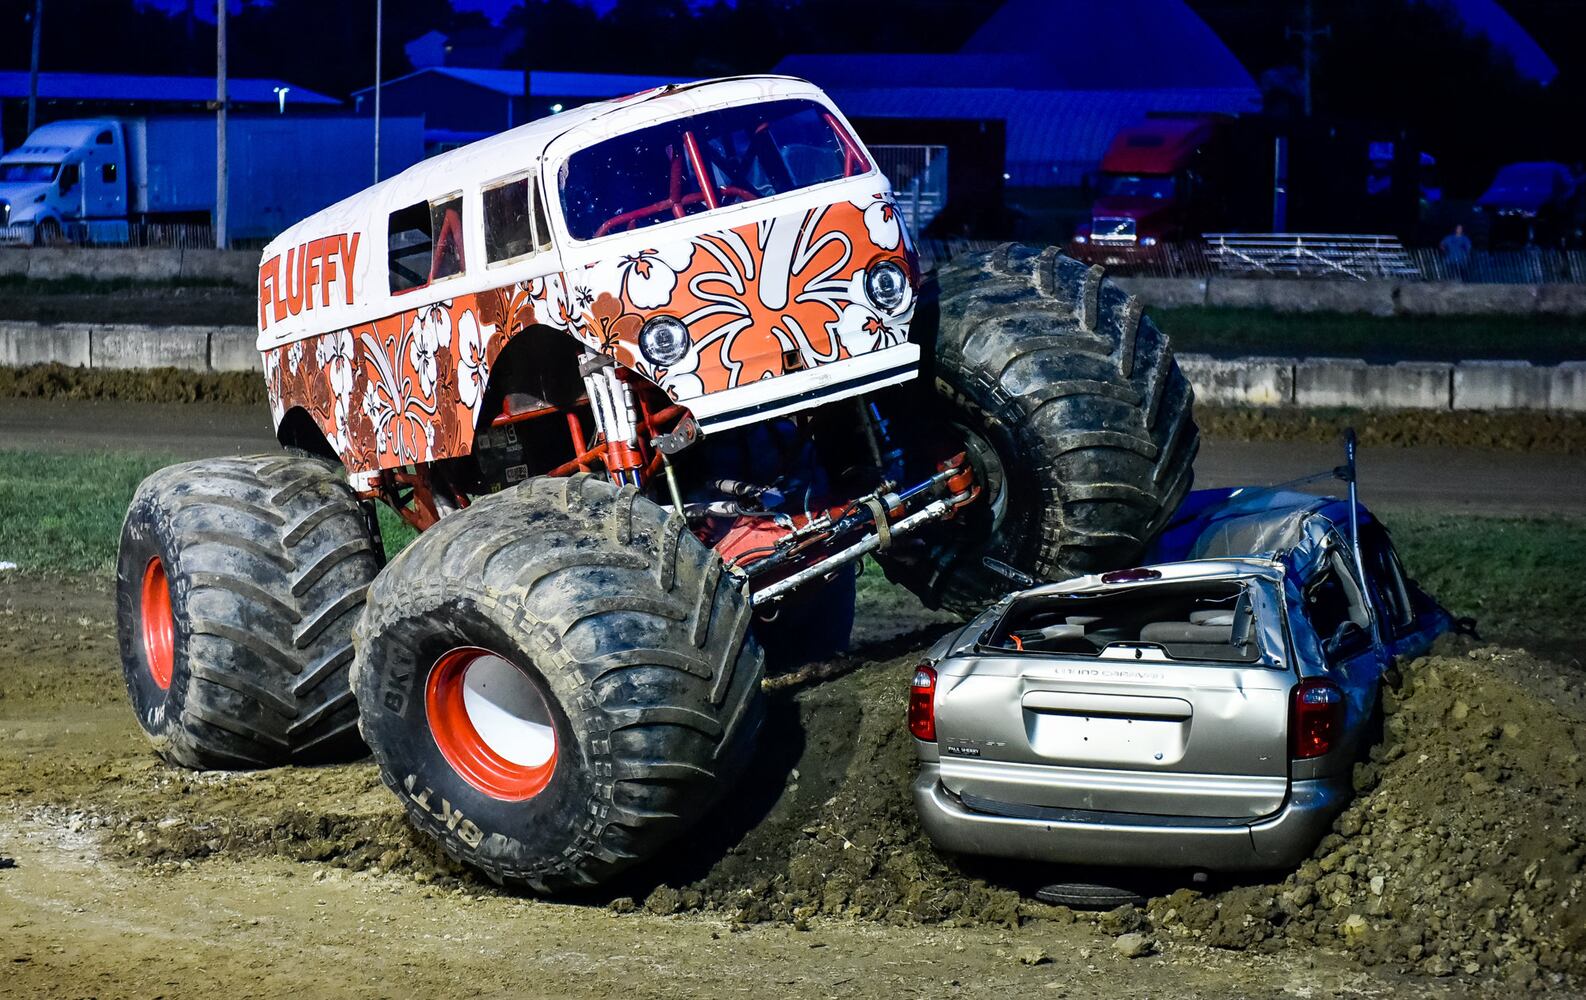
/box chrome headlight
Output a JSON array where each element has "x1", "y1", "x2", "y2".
[
  {"x1": 638, "y1": 315, "x2": 690, "y2": 367},
  {"x1": 864, "y1": 260, "x2": 908, "y2": 313}
]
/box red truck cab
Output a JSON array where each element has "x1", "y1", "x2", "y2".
[{"x1": 1073, "y1": 116, "x2": 1226, "y2": 257}]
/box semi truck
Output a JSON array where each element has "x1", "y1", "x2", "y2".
[
  {"x1": 0, "y1": 115, "x2": 424, "y2": 246},
  {"x1": 1071, "y1": 115, "x2": 1232, "y2": 252}
]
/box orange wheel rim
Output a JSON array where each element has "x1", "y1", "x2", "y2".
[
  {"x1": 139, "y1": 557, "x2": 175, "y2": 690},
  {"x1": 425, "y1": 647, "x2": 558, "y2": 802}
]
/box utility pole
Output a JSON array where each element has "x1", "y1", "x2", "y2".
[
  {"x1": 373, "y1": 0, "x2": 383, "y2": 183},
  {"x1": 1286, "y1": 0, "x2": 1330, "y2": 118},
  {"x1": 215, "y1": 0, "x2": 228, "y2": 250},
  {"x1": 26, "y1": 0, "x2": 43, "y2": 135}
]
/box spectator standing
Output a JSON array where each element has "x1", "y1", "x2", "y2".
[{"x1": 1440, "y1": 223, "x2": 1473, "y2": 280}]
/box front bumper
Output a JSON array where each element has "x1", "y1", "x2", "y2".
[
  {"x1": 684, "y1": 342, "x2": 920, "y2": 435},
  {"x1": 0, "y1": 222, "x2": 32, "y2": 247},
  {"x1": 913, "y1": 763, "x2": 1349, "y2": 871}
]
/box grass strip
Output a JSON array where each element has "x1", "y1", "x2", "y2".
[
  {"x1": 1158, "y1": 305, "x2": 1586, "y2": 365},
  {"x1": 1, "y1": 448, "x2": 1579, "y2": 659}
]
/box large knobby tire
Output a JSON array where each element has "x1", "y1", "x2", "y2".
[
  {"x1": 890, "y1": 243, "x2": 1198, "y2": 615},
  {"x1": 115, "y1": 454, "x2": 381, "y2": 769},
  {"x1": 351, "y1": 475, "x2": 764, "y2": 893}
]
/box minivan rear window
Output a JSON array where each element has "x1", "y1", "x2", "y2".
[
  {"x1": 559, "y1": 98, "x2": 871, "y2": 241},
  {"x1": 990, "y1": 581, "x2": 1260, "y2": 664}
]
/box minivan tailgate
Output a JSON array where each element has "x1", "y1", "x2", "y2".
[{"x1": 933, "y1": 654, "x2": 1292, "y2": 819}]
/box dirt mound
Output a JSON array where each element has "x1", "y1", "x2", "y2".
[
  {"x1": 655, "y1": 644, "x2": 1040, "y2": 927},
  {"x1": 1197, "y1": 406, "x2": 1586, "y2": 455},
  {"x1": 608, "y1": 634, "x2": 1585, "y2": 990},
  {"x1": 0, "y1": 363, "x2": 266, "y2": 405},
  {"x1": 1146, "y1": 639, "x2": 1585, "y2": 988}
]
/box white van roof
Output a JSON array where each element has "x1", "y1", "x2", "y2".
[{"x1": 262, "y1": 75, "x2": 827, "y2": 264}]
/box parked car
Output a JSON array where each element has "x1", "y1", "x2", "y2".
[
  {"x1": 1476, "y1": 161, "x2": 1581, "y2": 248},
  {"x1": 908, "y1": 483, "x2": 1454, "y2": 872}
]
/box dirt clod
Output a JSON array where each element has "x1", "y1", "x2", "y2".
[{"x1": 1112, "y1": 933, "x2": 1154, "y2": 959}]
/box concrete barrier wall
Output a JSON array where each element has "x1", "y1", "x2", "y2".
[
  {"x1": 1114, "y1": 275, "x2": 1586, "y2": 317},
  {"x1": 0, "y1": 320, "x2": 1578, "y2": 411},
  {"x1": 1171, "y1": 353, "x2": 1576, "y2": 411},
  {"x1": 0, "y1": 321, "x2": 261, "y2": 374}
]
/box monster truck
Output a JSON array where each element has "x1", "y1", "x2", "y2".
[{"x1": 115, "y1": 76, "x2": 1197, "y2": 892}]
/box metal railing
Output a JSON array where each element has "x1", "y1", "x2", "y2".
[
  {"x1": 924, "y1": 236, "x2": 1586, "y2": 284},
  {"x1": 1203, "y1": 233, "x2": 1421, "y2": 280}
]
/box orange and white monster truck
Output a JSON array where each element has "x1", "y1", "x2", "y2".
[{"x1": 115, "y1": 76, "x2": 1198, "y2": 891}]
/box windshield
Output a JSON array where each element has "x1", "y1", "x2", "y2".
[
  {"x1": 989, "y1": 580, "x2": 1260, "y2": 664},
  {"x1": 559, "y1": 98, "x2": 871, "y2": 241},
  {"x1": 0, "y1": 162, "x2": 59, "y2": 184},
  {"x1": 1099, "y1": 173, "x2": 1176, "y2": 200}
]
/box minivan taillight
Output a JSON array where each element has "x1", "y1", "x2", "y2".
[
  {"x1": 908, "y1": 664, "x2": 937, "y2": 741},
  {"x1": 1291, "y1": 679, "x2": 1344, "y2": 759}
]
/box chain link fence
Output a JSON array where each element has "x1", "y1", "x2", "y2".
[{"x1": 1, "y1": 221, "x2": 220, "y2": 250}]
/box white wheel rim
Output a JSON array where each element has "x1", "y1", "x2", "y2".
[{"x1": 458, "y1": 653, "x2": 556, "y2": 768}]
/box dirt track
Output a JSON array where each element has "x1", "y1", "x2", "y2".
[
  {"x1": 0, "y1": 574, "x2": 1528, "y2": 1000},
  {"x1": 4, "y1": 569, "x2": 1583, "y2": 998},
  {"x1": 5, "y1": 396, "x2": 1584, "y2": 515}
]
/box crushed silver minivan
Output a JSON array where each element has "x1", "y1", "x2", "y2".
[{"x1": 908, "y1": 478, "x2": 1454, "y2": 872}]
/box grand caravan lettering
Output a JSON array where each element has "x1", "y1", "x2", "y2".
[{"x1": 258, "y1": 233, "x2": 362, "y2": 330}]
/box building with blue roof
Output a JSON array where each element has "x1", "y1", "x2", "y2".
[
  {"x1": 352, "y1": 67, "x2": 677, "y2": 154},
  {"x1": 776, "y1": 0, "x2": 1260, "y2": 189},
  {"x1": 0, "y1": 71, "x2": 338, "y2": 150}
]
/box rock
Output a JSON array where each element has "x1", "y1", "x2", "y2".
[
  {"x1": 1341, "y1": 914, "x2": 1369, "y2": 945},
  {"x1": 1015, "y1": 946, "x2": 1051, "y2": 966},
  {"x1": 1097, "y1": 904, "x2": 1143, "y2": 935},
  {"x1": 1112, "y1": 933, "x2": 1154, "y2": 959},
  {"x1": 607, "y1": 896, "x2": 636, "y2": 914},
  {"x1": 644, "y1": 886, "x2": 683, "y2": 916}
]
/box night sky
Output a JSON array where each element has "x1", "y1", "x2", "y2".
[{"x1": 146, "y1": 0, "x2": 610, "y2": 23}]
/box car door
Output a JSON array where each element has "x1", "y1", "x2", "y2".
[
  {"x1": 1297, "y1": 542, "x2": 1386, "y2": 735},
  {"x1": 1360, "y1": 526, "x2": 1451, "y2": 663}
]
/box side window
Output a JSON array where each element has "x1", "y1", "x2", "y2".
[
  {"x1": 1305, "y1": 550, "x2": 1371, "y2": 655},
  {"x1": 429, "y1": 195, "x2": 465, "y2": 282},
  {"x1": 482, "y1": 177, "x2": 536, "y2": 264},
  {"x1": 58, "y1": 162, "x2": 80, "y2": 197},
  {"x1": 531, "y1": 181, "x2": 552, "y2": 251},
  {"x1": 95, "y1": 130, "x2": 114, "y2": 145},
  {"x1": 1365, "y1": 533, "x2": 1415, "y2": 633},
  {"x1": 388, "y1": 194, "x2": 465, "y2": 293}
]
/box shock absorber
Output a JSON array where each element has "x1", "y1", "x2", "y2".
[{"x1": 578, "y1": 353, "x2": 645, "y2": 487}]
